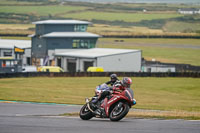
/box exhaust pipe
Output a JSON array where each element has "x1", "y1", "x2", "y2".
[{"x1": 85, "y1": 98, "x2": 94, "y2": 113}]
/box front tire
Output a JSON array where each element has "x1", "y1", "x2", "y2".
[
  {"x1": 109, "y1": 102, "x2": 129, "y2": 121},
  {"x1": 80, "y1": 104, "x2": 94, "y2": 120}
]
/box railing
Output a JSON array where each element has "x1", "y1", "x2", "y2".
[{"x1": 0, "y1": 72, "x2": 200, "y2": 78}]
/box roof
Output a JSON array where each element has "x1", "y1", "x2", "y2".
[
  {"x1": 32, "y1": 20, "x2": 91, "y2": 25},
  {"x1": 0, "y1": 39, "x2": 31, "y2": 49},
  {"x1": 41, "y1": 32, "x2": 100, "y2": 38},
  {"x1": 55, "y1": 48, "x2": 141, "y2": 58},
  {"x1": 178, "y1": 8, "x2": 200, "y2": 11}
]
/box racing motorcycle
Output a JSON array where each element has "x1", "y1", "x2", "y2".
[{"x1": 79, "y1": 83, "x2": 136, "y2": 121}]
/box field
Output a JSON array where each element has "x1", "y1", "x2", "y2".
[
  {"x1": 164, "y1": 21, "x2": 200, "y2": 33},
  {"x1": 0, "y1": 6, "x2": 88, "y2": 16},
  {"x1": 62, "y1": 11, "x2": 183, "y2": 22},
  {"x1": 0, "y1": 0, "x2": 200, "y2": 35},
  {"x1": 0, "y1": 34, "x2": 199, "y2": 65},
  {"x1": 0, "y1": 77, "x2": 199, "y2": 113},
  {"x1": 97, "y1": 38, "x2": 200, "y2": 66}
]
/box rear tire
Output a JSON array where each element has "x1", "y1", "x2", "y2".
[
  {"x1": 79, "y1": 104, "x2": 94, "y2": 120},
  {"x1": 109, "y1": 102, "x2": 129, "y2": 121}
]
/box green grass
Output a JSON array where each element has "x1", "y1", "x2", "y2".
[
  {"x1": 62, "y1": 11, "x2": 183, "y2": 22},
  {"x1": 0, "y1": 77, "x2": 199, "y2": 112},
  {"x1": 0, "y1": 0, "x2": 199, "y2": 34},
  {"x1": 0, "y1": 5, "x2": 88, "y2": 16},
  {"x1": 98, "y1": 38, "x2": 200, "y2": 45},
  {"x1": 164, "y1": 21, "x2": 200, "y2": 32},
  {"x1": 0, "y1": 0, "x2": 42, "y2": 5},
  {"x1": 0, "y1": 6, "x2": 182, "y2": 22},
  {"x1": 97, "y1": 38, "x2": 200, "y2": 66}
]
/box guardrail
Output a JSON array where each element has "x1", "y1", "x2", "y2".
[
  {"x1": 1, "y1": 34, "x2": 200, "y2": 39},
  {"x1": 0, "y1": 72, "x2": 200, "y2": 78}
]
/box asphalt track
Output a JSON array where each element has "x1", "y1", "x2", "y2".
[{"x1": 0, "y1": 102, "x2": 200, "y2": 133}]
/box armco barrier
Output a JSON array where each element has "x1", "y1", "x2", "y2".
[{"x1": 0, "y1": 72, "x2": 200, "y2": 78}]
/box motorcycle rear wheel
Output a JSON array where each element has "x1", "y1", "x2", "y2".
[
  {"x1": 109, "y1": 102, "x2": 129, "y2": 121},
  {"x1": 80, "y1": 104, "x2": 94, "y2": 120}
]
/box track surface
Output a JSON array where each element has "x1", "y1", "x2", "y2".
[{"x1": 0, "y1": 102, "x2": 199, "y2": 133}]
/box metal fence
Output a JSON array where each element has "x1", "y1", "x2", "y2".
[{"x1": 0, "y1": 72, "x2": 200, "y2": 78}]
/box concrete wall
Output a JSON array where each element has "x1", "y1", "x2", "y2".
[
  {"x1": 56, "y1": 50, "x2": 142, "y2": 72},
  {"x1": 97, "y1": 51, "x2": 141, "y2": 72}
]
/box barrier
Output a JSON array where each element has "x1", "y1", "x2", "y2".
[{"x1": 0, "y1": 72, "x2": 200, "y2": 78}]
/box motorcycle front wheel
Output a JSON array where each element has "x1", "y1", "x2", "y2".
[
  {"x1": 109, "y1": 102, "x2": 129, "y2": 121},
  {"x1": 79, "y1": 104, "x2": 94, "y2": 120}
]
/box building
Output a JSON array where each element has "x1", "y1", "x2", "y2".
[
  {"x1": 0, "y1": 20, "x2": 142, "y2": 73},
  {"x1": 54, "y1": 48, "x2": 142, "y2": 72},
  {"x1": 0, "y1": 39, "x2": 31, "y2": 66},
  {"x1": 141, "y1": 59, "x2": 176, "y2": 72},
  {"x1": 30, "y1": 20, "x2": 100, "y2": 66},
  {"x1": 142, "y1": 64, "x2": 175, "y2": 72},
  {"x1": 178, "y1": 9, "x2": 200, "y2": 14}
]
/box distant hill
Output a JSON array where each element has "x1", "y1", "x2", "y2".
[{"x1": 63, "y1": 0, "x2": 200, "y2": 4}]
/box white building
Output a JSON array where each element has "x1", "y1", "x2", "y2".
[
  {"x1": 54, "y1": 48, "x2": 142, "y2": 72},
  {"x1": 0, "y1": 39, "x2": 31, "y2": 65},
  {"x1": 142, "y1": 64, "x2": 176, "y2": 72},
  {"x1": 0, "y1": 39, "x2": 142, "y2": 72},
  {"x1": 178, "y1": 9, "x2": 200, "y2": 14}
]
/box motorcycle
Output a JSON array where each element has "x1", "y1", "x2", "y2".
[{"x1": 79, "y1": 83, "x2": 136, "y2": 121}]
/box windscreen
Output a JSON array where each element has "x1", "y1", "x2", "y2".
[{"x1": 125, "y1": 88, "x2": 134, "y2": 101}]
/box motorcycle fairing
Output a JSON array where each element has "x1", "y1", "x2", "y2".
[{"x1": 101, "y1": 94, "x2": 128, "y2": 117}]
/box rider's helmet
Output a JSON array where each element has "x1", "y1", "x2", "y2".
[
  {"x1": 121, "y1": 77, "x2": 132, "y2": 88},
  {"x1": 110, "y1": 74, "x2": 118, "y2": 81}
]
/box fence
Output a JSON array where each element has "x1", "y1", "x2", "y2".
[{"x1": 0, "y1": 72, "x2": 200, "y2": 78}]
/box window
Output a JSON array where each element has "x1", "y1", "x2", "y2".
[
  {"x1": 80, "y1": 40, "x2": 85, "y2": 48},
  {"x1": 1, "y1": 60, "x2": 15, "y2": 67},
  {"x1": 4, "y1": 51, "x2": 12, "y2": 57},
  {"x1": 72, "y1": 40, "x2": 80, "y2": 48},
  {"x1": 81, "y1": 25, "x2": 86, "y2": 31},
  {"x1": 37, "y1": 44, "x2": 42, "y2": 48},
  {"x1": 74, "y1": 25, "x2": 87, "y2": 32},
  {"x1": 72, "y1": 39, "x2": 96, "y2": 49}
]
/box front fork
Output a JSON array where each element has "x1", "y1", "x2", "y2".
[{"x1": 85, "y1": 98, "x2": 94, "y2": 113}]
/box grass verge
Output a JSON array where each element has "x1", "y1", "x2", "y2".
[
  {"x1": 0, "y1": 77, "x2": 199, "y2": 119},
  {"x1": 127, "y1": 110, "x2": 200, "y2": 120},
  {"x1": 61, "y1": 110, "x2": 200, "y2": 120},
  {"x1": 0, "y1": 77, "x2": 199, "y2": 111}
]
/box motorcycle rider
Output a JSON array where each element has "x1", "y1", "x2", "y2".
[
  {"x1": 92, "y1": 77, "x2": 135, "y2": 116},
  {"x1": 93, "y1": 77, "x2": 133, "y2": 106},
  {"x1": 105, "y1": 74, "x2": 119, "y2": 86},
  {"x1": 114, "y1": 77, "x2": 132, "y2": 91},
  {"x1": 115, "y1": 77, "x2": 136, "y2": 105},
  {"x1": 92, "y1": 74, "x2": 119, "y2": 104}
]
